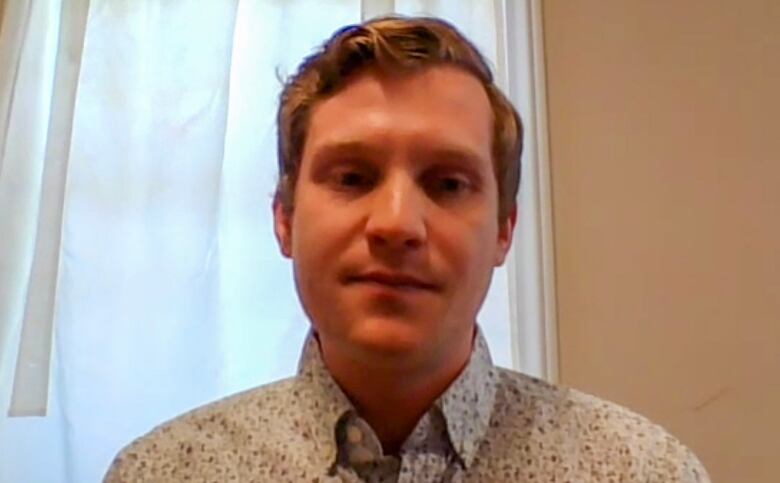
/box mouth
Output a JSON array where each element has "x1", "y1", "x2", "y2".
[{"x1": 344, "y1": 271, "x2": 440, "y2": 292}]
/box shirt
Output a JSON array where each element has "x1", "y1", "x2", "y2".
[{"x1": 104, "y1": 328, "x2": 711, "y2": 482}]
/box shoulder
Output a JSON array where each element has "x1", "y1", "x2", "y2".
[
  {"x1": 489, "y1": 367, "x2": 710, "y2": 482},
  {"x1": 103, "y1": 377, "x2": 302, "y2": 482}
]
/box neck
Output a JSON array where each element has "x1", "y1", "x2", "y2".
[{"x1": 318, "y1": 330, "x2": 474, "y2": 454}]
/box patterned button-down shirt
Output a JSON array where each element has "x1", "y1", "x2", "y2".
[{"x1": 105, "y1": 329, "x2": 710, "y2": 482}]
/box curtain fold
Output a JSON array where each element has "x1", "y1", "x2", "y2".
[
  {"x1": 0, "y1": 0, "x2": 58, "y2": 416},
  {"x1": 0, "y1": 0, "x2": 33, "y2": 405},
  {"x1": 0, "y1": 0, "x2": 32, "y2": 165},
  {"x1": 0, "y1": 0, "x2": 71, "y2": 481},
  {"x1": 0, "y1": 0, "x2": 33, "y2": 469},
  {"x1": 9, "y1": 0, "x2": 90, "y2": 418}
]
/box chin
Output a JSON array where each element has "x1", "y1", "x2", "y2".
[{"x1": 346, "y1": 316, "x2": 431, "y2": 358}]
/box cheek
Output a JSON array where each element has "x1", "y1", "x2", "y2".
[
  {"x1": 449, "y1": 220, "x2": 500, "y2": 292},
  {"x1": 290, "y1": 210, "x2": 337, "y2": 323},
  {"x1": 446, "y1": 215, "x2": 498, "y2": 262},
  {"x1": 290, "y1": 197, "x2": 354, "y2": 274},
  {"x1": 291, "y1": 213, "x2": 326, "y2": 267}
]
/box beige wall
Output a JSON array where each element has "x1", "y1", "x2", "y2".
[{"x1": 542, "y1": 1, "x2": 779, "y2": 481}]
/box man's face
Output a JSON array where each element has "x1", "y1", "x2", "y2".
[{"x1": 274, "y1": 66, "x2": 515, "y2": 369}]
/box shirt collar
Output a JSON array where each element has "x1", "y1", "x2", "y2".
[
  {"x1": 435, "y1": 327, "x2": 498, "y2": 468},
  {"x1": 295, "y1": 326, "x2": 498, "y2": 471},
  {"x1": 295, "y1": 332, "x2": 353, "y2": 473}
]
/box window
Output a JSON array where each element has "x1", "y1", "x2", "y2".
[{"x1": 0, "y1": 2, "x2": 554, "y2": 481}]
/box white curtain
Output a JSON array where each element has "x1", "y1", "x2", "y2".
[{"x1": 0, "y1": 1, "x2": 546, "y2": 481}]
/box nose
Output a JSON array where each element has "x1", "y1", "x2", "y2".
[{"x1": 365, "y1": 171, "x2": 427, "y2": 251}]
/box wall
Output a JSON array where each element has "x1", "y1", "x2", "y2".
[{"x1": 542, "y1": 1, "x2": 779, "y2": 481}]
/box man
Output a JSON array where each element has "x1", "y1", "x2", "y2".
[{"x1": 105, "y1": 16, "x2": 710, "y2": 482}]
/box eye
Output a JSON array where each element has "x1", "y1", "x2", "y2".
[
  {"x1": 339, "y1": 171, "x2": 368, "y2": 187},
  {"x1": 427, "y1": 174, "x2": 472, "y2": 198},
  {"x1": 438, "y1": 177, "x2": 466, "y2": 192},
  {"x1": 329, "y1": 166, "x2": 376, "y2": 193}
]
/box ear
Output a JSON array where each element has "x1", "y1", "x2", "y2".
[
  {"x1": 273, "y1": 199, "x2": 293, "y2": 258},
  {"x1": 494, "y1": 204, "x2": 517, "y2": 266}
]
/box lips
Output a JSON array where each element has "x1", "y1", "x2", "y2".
[{"x1": 345, "y1": 271, "x2": 439, "y2": 291}]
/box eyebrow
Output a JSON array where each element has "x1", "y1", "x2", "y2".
[
  {"x1": 309, "y1": 140, "x2": 489, "y2": 169},
  {"x1": 308, "y1": 141, "x2": 386, "y2": 164},
  {"x1": 422, "y1": 146, "x2": 488, "y2": 168}
]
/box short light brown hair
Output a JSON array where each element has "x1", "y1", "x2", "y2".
[{"x1": 275, "y1": 16, "x2": 522, "y2": 222}]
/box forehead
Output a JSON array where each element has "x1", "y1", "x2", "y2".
[{"x1": 303, "y1": 66, "x2": 494, "y2": 164}]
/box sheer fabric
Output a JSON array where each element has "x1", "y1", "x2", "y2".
[{"x1": 0, "y1": 1, "x2": 534, "y2": 481}]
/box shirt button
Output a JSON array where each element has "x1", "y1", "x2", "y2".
[{"x1": 346, "y1": 425, "x2": 363, "y2": 444}]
